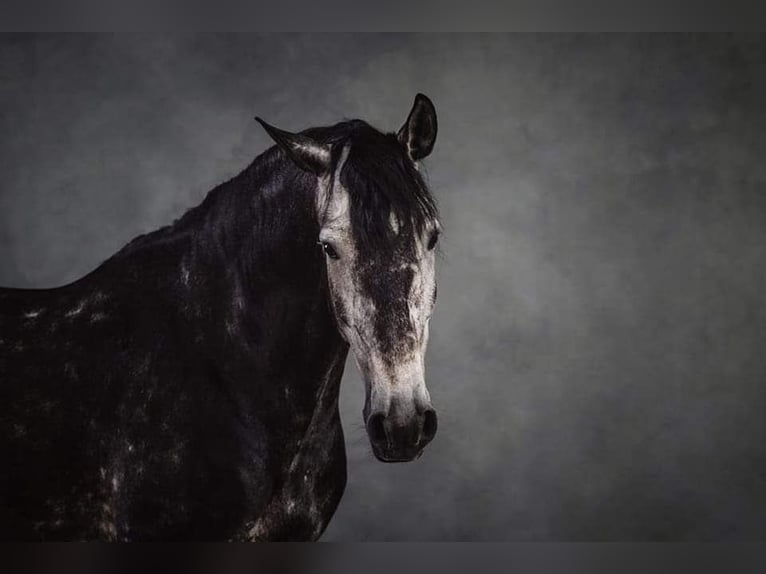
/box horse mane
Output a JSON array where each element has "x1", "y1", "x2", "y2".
[{"x1": 111, "y1": 119, "x2": 438, "y2": 266}]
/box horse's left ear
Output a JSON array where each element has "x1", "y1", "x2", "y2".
[
  {"x1": 397, "y1": 93, "x2": 438, "y2": 161},
  {"x1": 256, "y1": 117, "x2": 331, "y2": 175}
]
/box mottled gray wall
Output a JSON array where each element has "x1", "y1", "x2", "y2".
[{"x1": 2, "y1": 34, "x2": 766, "y2": 540}]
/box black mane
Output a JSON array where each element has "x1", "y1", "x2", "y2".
[{"x1": 112, "y1": 119, "x2": 437, "y2": 269}]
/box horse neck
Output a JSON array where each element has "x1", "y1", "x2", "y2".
[
  {"x1": 184, "y1": 154, "x2": 347, "y2": 399},
  {"x1": 110, "y1": 151, "x2": 347, "y2": 403}
]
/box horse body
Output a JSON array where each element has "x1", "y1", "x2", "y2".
[
  {"x1": 0, "y1": 94, "x2": 440, "y2": 540},
  {"x1": 0, "y1": 151, "x2": 348, "y2": 540}
]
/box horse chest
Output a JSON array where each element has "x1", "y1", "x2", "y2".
[{"x1": 244, "y1": 413, "x2": 346, "y2": 541}]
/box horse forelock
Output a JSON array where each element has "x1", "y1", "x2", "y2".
[{"x1": 313, "y1": 120, "x2": 438, "y2": 257}]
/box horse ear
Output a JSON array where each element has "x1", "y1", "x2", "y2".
[
  {"x1": 397, "y1": 93, "x2": 438, "y2": 161},
  {"x1": 255, "y1": 117, "x2": 331, "y2": 175}
]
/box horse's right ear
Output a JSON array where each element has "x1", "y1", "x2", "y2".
[{"x1": 256, "y1": 117, "x2": 331, "y2": 175}]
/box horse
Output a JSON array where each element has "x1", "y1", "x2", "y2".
[{"x1": 0, "y1": 94, "x2": 441, "y2": 541}]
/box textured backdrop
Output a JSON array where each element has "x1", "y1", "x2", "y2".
[{"x1": 1, "y1": 34, "x2": 765, "y2": 540}]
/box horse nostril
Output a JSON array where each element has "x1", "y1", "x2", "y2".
[
  {"x1": 367, "y1": 412, "x2": 388, "y2": 446},
  {"x1": 422, "y1": 408, "x2": 438, "y2": 442}
]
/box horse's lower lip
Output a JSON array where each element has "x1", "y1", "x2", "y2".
[
  {"x1": 376, "y1": 455, "x2": 414, "y2": 463},
  {"x1": 371, "y1": 447, "x2": 424, "y2": 463}
]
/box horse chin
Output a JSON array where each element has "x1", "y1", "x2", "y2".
[{"x1": 369, "y1": 443, "x2": 426, "y2": 464}]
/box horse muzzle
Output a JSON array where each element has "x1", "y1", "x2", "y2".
[{"x1": 365, "y1": 401, "x2": 438, "y2": 463}]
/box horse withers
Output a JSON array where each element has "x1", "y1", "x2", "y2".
[{"x1": 0, "y1": 94, "x2": 441, "y2": 540}]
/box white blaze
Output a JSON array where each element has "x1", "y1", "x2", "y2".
[{"x1": 316, "y1": 145, "x2": 437, "y2": 417}]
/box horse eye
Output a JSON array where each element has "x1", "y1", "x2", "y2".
[
  {"x1": 427, "y1": 230, "x2": 440, "y2": 251},
  {"x1": 321, "y1": 242, "x2": 340, "y2": 260}
]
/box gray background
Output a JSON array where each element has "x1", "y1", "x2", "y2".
[{"x1": 1, "y1": 34, "x2": 765, "y2": 540}]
